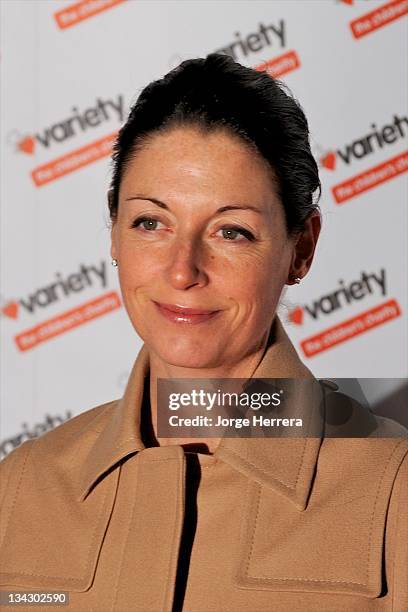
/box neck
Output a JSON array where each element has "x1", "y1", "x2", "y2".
[{"x1": 146, "y1": 326, "x2": 273, "y2": 454}]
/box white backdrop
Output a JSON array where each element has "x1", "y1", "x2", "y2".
[{"x1": 1, "y1": 0, "x2": 407, "y2": 457}]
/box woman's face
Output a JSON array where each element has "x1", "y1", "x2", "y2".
[{"x1": 111, "y1": 127, "x2": 297, "y2": 369}]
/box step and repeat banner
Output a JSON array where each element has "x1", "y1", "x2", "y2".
[{"x1": 1, "y1": 0, "x2": 407, "y2": 457}]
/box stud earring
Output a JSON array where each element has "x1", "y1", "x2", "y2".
[
  {"x1": 111, "y1": 259, "x2": 118, "y2": 267},
  {"x1": 287, "y1": 274, "x2": 301, "y2": 285}
]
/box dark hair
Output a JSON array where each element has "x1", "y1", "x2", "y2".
[{"x1": 109, "y1": 53, "x2": 321, "y2": 234}]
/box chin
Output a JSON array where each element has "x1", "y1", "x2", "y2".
[
  {"x1": 161, "y1": 353, "x2": 215, "y2": 369},
  {"x1": 151, "y1": 336, "x2": 222, "y2": 370}
]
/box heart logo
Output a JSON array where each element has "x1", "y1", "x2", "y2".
[
  {"x1": 320, "y1": 151, "x2": 336, "y2": 170},
  {"x1": 2, "y1": 301, "x2": 19, "y2": 319},
  {"x1": 289, "y1": 306, "x2": 303, "y2": 325},
  {"x1": 17, "y1": 136, "x2": 35, "y2": 154}
]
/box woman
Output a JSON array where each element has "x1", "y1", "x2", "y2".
[{"x1": 0, "y1": 54, "x2": 407, "y2": 612}]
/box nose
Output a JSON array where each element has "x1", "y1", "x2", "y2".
[{"x1": 166, "y1": 235, "x2": 209, "y2": 291}]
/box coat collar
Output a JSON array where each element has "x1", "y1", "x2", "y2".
[{"x1": 78, "y1": 317, "x2": 324, "y2": 510}]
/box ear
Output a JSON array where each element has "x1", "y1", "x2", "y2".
[{"x1": 287, "y1": 210, "x2": 321, "y2": 284}]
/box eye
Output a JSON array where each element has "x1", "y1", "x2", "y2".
[
  {"x1": 131, "y1": 216, "x2": 163, "y2": 231},
  {"x1": 218, "y1": 226, "x2": 255, "y2": 242}
]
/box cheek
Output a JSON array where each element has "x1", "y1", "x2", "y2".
[
  {"x1": 233, "y1": 273, "x2": 283, "y2": 312},
  {"x1": 212, "y1": 268, "x2": 284, "y2": 329},
  {"x1": 216, "y1": 245, "x2": 289, "y2": 301},
  {"x1": 117, "y1": 240, "x2": 168, "y2": 288}
]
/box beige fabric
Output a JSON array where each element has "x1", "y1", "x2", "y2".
[{"x1": 0, "y1": 318, "x2": 407, "y2": 611}]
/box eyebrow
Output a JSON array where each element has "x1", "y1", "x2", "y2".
[{"x1": 124, "y1": 195, "x2": 262, "y2": 214}]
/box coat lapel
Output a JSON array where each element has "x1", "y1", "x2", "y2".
[
  {"x1": 78, "y1": 316, "x2": 325, "y2": 511},
  {"x1": 215, "y1": 317, "x2": 325, "y2": 511}
]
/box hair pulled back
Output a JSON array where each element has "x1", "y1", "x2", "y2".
[{"x1": 109, "y1": 53, "x2": 321, "y2": 234}]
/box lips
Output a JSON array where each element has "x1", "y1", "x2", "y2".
[
  {"x1": 153, "y1": 301, "x2": 220, "y2": 324},
  {"x1": 155, "y1": 302, "x2": 216, "y2": 315}
]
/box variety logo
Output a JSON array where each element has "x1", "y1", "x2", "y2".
[
  {"x1": 316, "y1": 113, "x2": 408, "y2": 204},
  {"x1": 15, "y1": 95, "x2": 124, "y2": 156},
  {"x1": 54, "y1": 0, "x2": 126, "y2": 30},
  {"x1": 1, "y1": 260, "x2": 121, "y2": 352},
  {"x1": 289, "y1": 268, "x2": 401, "y2": 357},
  {"x1": 1, "y1": 261, "x2": 107, "y2": 319},
  {"x1": 319, "y1": 113, "x2": 408, "y2": 171},
  {"x1": 15, "y1": 292, "x2": 121, "y2": 352},
  {"x1": 289, "y1": 269, "x2": 387, "y2": 325},
  {"x1": 31, "y1": 132, "x2": 117, "y2": 187}
]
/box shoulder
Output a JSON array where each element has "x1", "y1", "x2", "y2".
[
  {"x1": 0, "y1": 400, "x2": 123, "y2": 592},
  {"x1": 320, "y1": 382, "x2": 408, "y2": 438},
  {"x1": 370, "y1": 414, "x2": 408, "y2": 437},
  {"x1": 0, "y1": 399, "x2": 119, "y2": 507}
]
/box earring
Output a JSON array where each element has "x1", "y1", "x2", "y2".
[
  {"x1": 111, "y1": 258, "x2": 118, "y2": 267},
  {"x1": 288, "y1": 274, "x2": 301, "y2": 285}
]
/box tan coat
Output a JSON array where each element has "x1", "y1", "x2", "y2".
[{"x1": 1, "y1": 318, "x2": 407, "y2": 612}]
